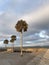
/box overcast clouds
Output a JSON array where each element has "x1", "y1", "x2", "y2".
[{"x1": 0, "y1": 0, "x2": 49, "y2": 47}]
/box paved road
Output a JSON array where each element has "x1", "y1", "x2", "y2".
[
  {"x1": 0, "y1": 52, "x2": 36, "y2": 65},
  {"x1": 0, "y1": 49, "x2": 49, "y2": 65}
]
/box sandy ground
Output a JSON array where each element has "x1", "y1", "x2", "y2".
[{"x1": 0, "y1": 49, "x2": 49, "y2": 65}]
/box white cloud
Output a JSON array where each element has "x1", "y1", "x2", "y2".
[
  {"x1": 25, "y1": 41, "x2": 32, "y2": 44},
  {"x1": 39, "y1": 30, "x2": 49, "y2": 39},
  {"x1": 0, "y1": 32, "x2": 11, "y2": 37},
  {"x1": 20, "y1": 4, "x2": 49, "y2": 24},
  {"x1": 0, "y1": 11, "x2": 4, "y2": 15},
  {"x1": 0, "y1": 41, "x2": 4, "y2": 47}
]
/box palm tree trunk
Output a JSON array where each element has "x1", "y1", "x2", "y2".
[
  {"x1": 20, "y1": 32, "x2": 23, "y2": 56},
  {"x1": 5, "y1": 44, "x2": 7, "y2": 51},
  {"x1": 12, "y1": 43, "x2": 14, "y2": 52},
  {"x1": 13, "y1": 43, "x2": 14, "y2": 52}
]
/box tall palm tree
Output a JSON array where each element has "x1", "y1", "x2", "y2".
[
  {"x1": 4, "y1": 39, "x2": 9, "y2": 50},
  {"x1": 10, "y1": 35, "x2": 16, "y2": 52},
  {"x1": 15, "y1": 19, "x2": 28, "y2": 56}
]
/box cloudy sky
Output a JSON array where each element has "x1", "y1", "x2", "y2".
[{"x1": 0, "y1": 0, "x2": 49, "y2": 47}]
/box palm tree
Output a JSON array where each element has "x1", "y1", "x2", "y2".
[
  {"x1": 4, "y1": 39, "x2": 9, "y2": 50},
  {"x1": 10, "y1": 35, "x2": 16, "y2": 52},
  {"x1": 11, "y1": 35, "x2": 16, "y2": 40},
  {"x1": 15, "y1": 19, "x2": 28, "y2": 56}
]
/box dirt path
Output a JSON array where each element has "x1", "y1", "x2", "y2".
[
  {"x1": 39, "y1": 49, "x2": 49, "y2": 65},
  {"x1": 27, "y1": 49, "x2": 48, "y2": 65}
]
